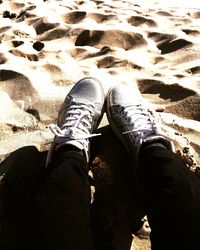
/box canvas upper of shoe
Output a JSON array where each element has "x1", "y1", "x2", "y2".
[
  {"x1": 107, "y1": 84, "x2": 174, "y2": 161},
  {"x1": 46, "y1": 77, "x2": 105, "y2": 166}
]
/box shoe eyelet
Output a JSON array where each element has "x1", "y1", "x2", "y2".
[{"x1": 124, "y1": 117, "x2": 128, "y2": 121}]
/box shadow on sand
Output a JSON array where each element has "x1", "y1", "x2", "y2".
[{"x1": 0, "y1": 125, "x2": 145, "y2": 250}]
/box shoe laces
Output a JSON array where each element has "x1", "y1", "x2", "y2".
[
  {"x1": 49, "y1": 103, "x2": 101, "y2": 145},
  {"x1": 120, "y1": 104, "x2": 160, "y2": 146}
]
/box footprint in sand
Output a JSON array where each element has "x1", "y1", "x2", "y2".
[
  {"x1": 166, "y1": 95, "x2": 200, "y2": 121},
  {"x1": 147, "y1": 32, "x2": 176, "y2": 43},
  {"x1": 88, "y1": 13, "x2": 117, "y2": 23},
  {"x1": 138, "y1": 79, "x2": 196, "y2": 102},
  {"x1": 62, "y1": 11, "x2": 86, "y2": 24},
  {"x1": 97, "y1": 55, "x2": 142, "y2": 69},
  {"x1": 138, "y1": 79, "x2": 200, "y2": 121},
  {"x1": 0, "y1": 69, "x2": 37, "y2": 101},
  {"x1": 147, "y1": 32, "x2": 192, "y2": 54},
  {"x1": 182, "y1": 29, "x2": 200, "y2": 36},
  {"x1": 75, "y1": 30, "x2": 147, "y2": 50},
  {"x1": 9, "y1": 50, "x2": 40, "y2": 61},
  {"x1": 32, "y1": 17, "x2": 59, "y2": 35},
  {"x1": 128, "y1": 15, "x2": 157, "y2": 27},
  {"x1": 37, "y1": 27, "x2": 70, "y2": 41},
  {"x1": 155, "y1": 11, "x2": 173, "y2": 16}
]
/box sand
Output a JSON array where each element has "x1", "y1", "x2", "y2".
[{"x1": 0, "y1": 0, "x2": 200, "y2": 249}]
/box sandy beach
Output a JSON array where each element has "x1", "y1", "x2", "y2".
[{"x1": 0, "y1": 0, "x2": 200, "y2": 249}]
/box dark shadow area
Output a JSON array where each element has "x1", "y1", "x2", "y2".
[
  {"x1": 157, "y1": 38, "x2": 192, "y2": 54},
  {"x1": 90, "y1": 126, "x2": 145, "y2": 250},
  {"x1": 26, "y1": 108, "x2": 41, "y2": 121},
  {"x1": 137, "y1": 79, "x2": 196, "y2": 102},
  {"x1": 0, "y1": 69, "x2": 25, "y2": 81},
  {"x1": 0, "y1": 146, "x2": 47, "y2": 250},
  {"x1": 0, "y1": 126, "x2": 145, "y2": 250},
  {"x1": 32, "y1": 17, "x2": 59, "y2": 35}
]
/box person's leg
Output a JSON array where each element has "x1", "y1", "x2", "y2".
[
  {"x1": 30, "y1": 77, "x2": 105, "y2": 250},
  {"x1": 31, "y1": 149, "x2": 93, "y2": 250},
  {"x1": 139, "y1": 144, "x2": 200, "y2": 250},
  {"x1": 106, "y1": 83, "x2": 200, "y2": 250}
]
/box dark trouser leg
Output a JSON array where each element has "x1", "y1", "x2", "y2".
[
  {"x1": 31, "y1": 150, "x2": 94, "y2": 250},
  {"x1": 139, "y1": 145, "x2": 200, "y2": 250}
]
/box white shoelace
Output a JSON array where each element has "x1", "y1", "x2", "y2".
[
  {"x1": 121, "y1": 104, "x2": 159, "y2": 145},
  {"x1": 49, "y1": 103, "x2": 101, "y2": 144}
]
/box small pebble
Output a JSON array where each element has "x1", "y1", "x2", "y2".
[{"x1": 33, "y1": 41, "x2": 44, "y2": 51}]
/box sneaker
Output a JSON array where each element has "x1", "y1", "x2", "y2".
[
  {"x1": 46, "y1": 77, "x2": 105, "y2": 166},
  {"x1": 106, "y1": 84, "x2": 174, "y2": 162}
]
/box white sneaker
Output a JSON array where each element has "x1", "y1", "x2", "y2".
[
  {"x1": 46, "y1": 77, "x2": 105, "y2": 166},
  {"x1": 106, "y1": 84, "x2": 174, "y2": 161}
]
